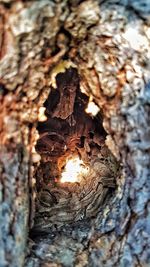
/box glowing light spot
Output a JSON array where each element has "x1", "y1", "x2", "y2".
[
  {"x1": 85, "y1": 101, "x2": 99, "y2": 116},
  {"x1": 60, "y1": 157, "x2": 89, "y2": 183},
  {"x1": 38, "y1": 107, "x2": 47, "y2": 122}
]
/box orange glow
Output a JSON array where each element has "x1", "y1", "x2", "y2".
[
  {"x1": 38, "y1": 107, "x2": 47, "y2": 122},
  {"x1": 60, "y1": 156, "x2": 89, "y2": 183},
  {"x1": 85, "y1": 101, "x2": 99, "y2": 116}
]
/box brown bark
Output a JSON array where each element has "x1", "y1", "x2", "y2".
[{"x1": 0, "y1": 1, "x2": 150, "y2": 267}]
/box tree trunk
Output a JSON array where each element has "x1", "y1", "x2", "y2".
[{"x1": 0, "y1": 1, "x2": 150, "y2": 267}]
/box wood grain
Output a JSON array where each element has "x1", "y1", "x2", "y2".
[{"x1": 34, "y1": 68, "x2": 118, "y2": 231}]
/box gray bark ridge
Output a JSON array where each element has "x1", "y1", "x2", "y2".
[{"x1": 0, "y1": 145, "x2": 29, "y2": 267}]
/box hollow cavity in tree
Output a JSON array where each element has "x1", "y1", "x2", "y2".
[{"x1": 33, "y1": 67, "x2": 120, "y2": 232}]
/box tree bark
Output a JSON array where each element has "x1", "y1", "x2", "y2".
[{"x1": 0, "y1": 1, "x2": 150, "y2": 267}]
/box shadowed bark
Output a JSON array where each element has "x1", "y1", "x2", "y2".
[{"x1": 0, "y1": 1, "x2": 150, "y2": 267}]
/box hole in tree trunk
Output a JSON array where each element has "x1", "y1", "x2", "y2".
[{"x1": 31, "y1": 67, "x2": 120, "y2": 235}]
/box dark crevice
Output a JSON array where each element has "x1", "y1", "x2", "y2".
[
  {"x1": 43, "y1": 26, "x2": 72, "y2": 60},
  {"x1": 30, "y1": 67, "x2": 119, "y2": 236},
  {"x1": 0, "y1": 84, "x2": 9, "y2": 96}
]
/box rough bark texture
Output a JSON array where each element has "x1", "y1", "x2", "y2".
[{"x1": 0, "y1": 0, "x2": 150, "y2": 267}]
